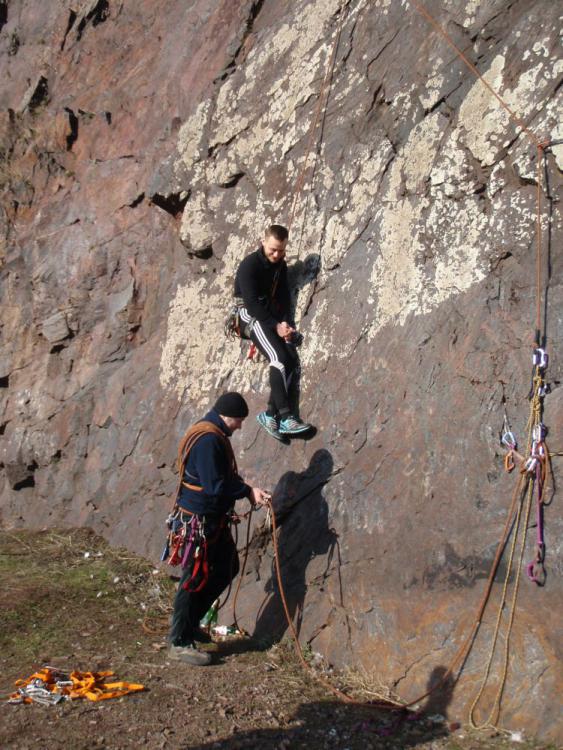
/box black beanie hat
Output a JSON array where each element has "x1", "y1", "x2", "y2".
[{"x1": 213, "y1": 392, "x2": 249, "y2": 419}]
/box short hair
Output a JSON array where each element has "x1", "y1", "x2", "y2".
[{"x1": 265, "y1": 224, "x2": 289, "y2": 242}]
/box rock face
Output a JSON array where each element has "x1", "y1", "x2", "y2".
[{"x1": 1, "y1": 0, "x2": 562, "y2": 737}]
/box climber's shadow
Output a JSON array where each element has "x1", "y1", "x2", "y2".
[
  {"x1": 252, "y1": 449, "x2": 337, "y2": 646},
  {"x1": 423, "y1": 665, "x2": 455, "y2": 721},
  {"x1": 188, "y1": 665, "x2": 457, "y2": 749}
]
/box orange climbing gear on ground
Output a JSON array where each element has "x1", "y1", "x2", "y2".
[{"x1": 8, "y1": 667, "x2": 144, "y2": 704}]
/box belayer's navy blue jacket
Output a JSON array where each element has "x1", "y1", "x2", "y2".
[{"x1": 177, "y1": 409, "x2": 251, "y2": 517}]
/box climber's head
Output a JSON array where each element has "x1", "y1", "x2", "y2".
[{"x1": 263, "y1": 224, "x2": 288, "y2": 264}]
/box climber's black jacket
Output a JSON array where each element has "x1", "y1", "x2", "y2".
[{"x1": 234, "y1": 245, "x2": 292, "y2": 329}]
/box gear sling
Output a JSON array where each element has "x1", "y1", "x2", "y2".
[{"x1": 161, "y1": 421, "x2": 239, "y2": 592}]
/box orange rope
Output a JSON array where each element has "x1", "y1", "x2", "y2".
[
  {"x1": 231, "y1": 508, "x2": 254, "y2": 632},
  {"x1": 266, "y1": 470, "x2": 525, "y2": 712},
  {"x1": 408, "y1": 0, "x2": 542, "y2": 149},
  {"x1": 408, "y1": 0, "x2": 550, "y2": 342}
]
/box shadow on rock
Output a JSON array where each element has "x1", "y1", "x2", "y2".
[{"x1": 252, "y1": 449, "x2": 339, "y2": 646}]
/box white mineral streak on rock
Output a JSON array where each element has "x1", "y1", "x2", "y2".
[
  {"x1": 176, "y1": 100, "x2": 211, "y2": 174},
  {"x1": 457, "y1": 54, "x2": 506, "y2": 166},
  {"x1": 365, "y1": 111, "x2": 488, "y2": 337},
  {"x1": 458, "y1": 53, "x2": 554, "y2": 166},
  {"x1": 460, "y1": 0, "x2": 480, "y2": 28},
  {"x1": 161, "y1": 2, "x2": 558, "y2": 395},
  {"x1": 211, "y1": 0, "x2": 340, "y2": 152},
  {"x1": 161, "y1": 0, "x2": 342, "y2": 396},
  {"x1": 364, "y1": 47, "x2": 559, "y2": 338},
  {"x1": 322, "y1": 140, "x2": 395, "y2": 270},
  {"x1": 159, "y1": 277, "x2": 235, "y2": 400},
  {"x1": 179, "y1": 192, "x2": 213, "y2": 252},
  {"x1": 419, "y1": 69, "x2": 445, "y2": 110}
]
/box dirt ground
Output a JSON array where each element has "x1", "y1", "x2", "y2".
[{"x1": 0, "y1": 529, "x2": 558, "y2": 750}]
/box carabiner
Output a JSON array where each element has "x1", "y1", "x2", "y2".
[
  {"x1": 532, "y1": 423, "x2": 546, "y2": 442},
  {"x1": 532, "y1": 348, "x2": 548, "y2": 370},
  {"x1": 501, "y1": 431, "x2": 517, "y2": 449},
  {"x1": 504, "y1": 451, "x2": 515, "y2": 473}
]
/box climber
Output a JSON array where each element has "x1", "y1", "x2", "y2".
[
  {"x1": 234, "y1": 224, "x2": 313, "y2": 440},
  {"x1": 168, "y1": 392, "x2": 270, "y2": 666}
]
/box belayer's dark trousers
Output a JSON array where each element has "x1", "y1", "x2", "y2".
[{"x1": 169, "y1": 524, "x2": 239, "y2": 647}]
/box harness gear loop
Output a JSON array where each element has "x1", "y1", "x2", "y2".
[{"x1": 228, "y1": 265, "x2": 282, "y2": 364}]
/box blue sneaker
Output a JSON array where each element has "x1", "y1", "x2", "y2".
[
  {"x1": 278, "y1": 415, "x2": 312, "y2": 435},
  {"x1": 257, "y1": 411, "x2": 285, "y2": 441}
]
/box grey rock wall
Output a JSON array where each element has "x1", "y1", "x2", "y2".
[{"x1": 1, "y1": 0, "x2": 561, "y2": 737}]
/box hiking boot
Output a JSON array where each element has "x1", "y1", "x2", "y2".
[
  {"x1": 168, "y1": 644, "x2": 212, "y2": 666},
  {"x1": 256, "y1": 411, "x2": 285, "y2": 441},
  {"x1": 278, "y1": 415, "x2": 312, "y2": 435},
  {"x1": 193, "y1": 628, "x2": 212, "y2": 644}
]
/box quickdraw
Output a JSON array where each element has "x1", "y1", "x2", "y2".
[
  {"x1": 182, "y1": 536, "x2": 209, "y2": 593},
  {"x1": 501, "y1": 418, "x2": 518, "y2": 474},
  {"x1": 522, "y1": 345, "x2": 550, "y2": 587},
  {"x1": 161, "y1": 509, "x2": 203, "y2": 570},
  {"x1": 181, "y1": 514, "x2": 232, "y2": 593}
]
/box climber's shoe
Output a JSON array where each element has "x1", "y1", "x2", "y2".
[
  {"x1": 278, "y1": 415, "x2": 313, "y2": 435},
  {"x1": 257, "y1": 411, "x2": 285, "y2": 441}
]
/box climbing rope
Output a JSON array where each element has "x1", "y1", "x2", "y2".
[
  {"x1": 469, "y1": 366, "x2": 551, "y2": 728},
  {"x1": 231, "y1": 507, "x2": 255, "y2": 633},
  {"x1": 405, "y1": 0, "x2": 555, "y2": 727}
]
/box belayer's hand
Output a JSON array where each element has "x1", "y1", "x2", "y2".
[{"x1": 249, "y1": 487, "x2": 271, "y2": 508}]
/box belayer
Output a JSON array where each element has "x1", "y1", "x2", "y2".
[
  {"x1": 234, "y1": 224, "x2": 312, "y2": 440},
  {"x1": 166, "y1": 392, "x2": 270, "y2": 665}
]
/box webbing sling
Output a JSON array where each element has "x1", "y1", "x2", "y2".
[{"x1": 10, "y1": 668, "x2": 144, "y2": 703}]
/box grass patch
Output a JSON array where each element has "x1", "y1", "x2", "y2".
[{"x1": 0, "y1": 528, "x2": 174, "y2": 687}]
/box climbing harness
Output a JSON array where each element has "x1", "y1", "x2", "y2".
[
  {"x1": 225, "y1": 264, "x2": 282, "y2": 364},
  {"x1": 224, "y1": 297, "x2": 255, "y2": 341},
  {"x1": 161, "y1": 420, "x2": 239, "y2": 574},
  {"x1": 8, "y1": 667, "x2": 144, "y2": 705}
]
